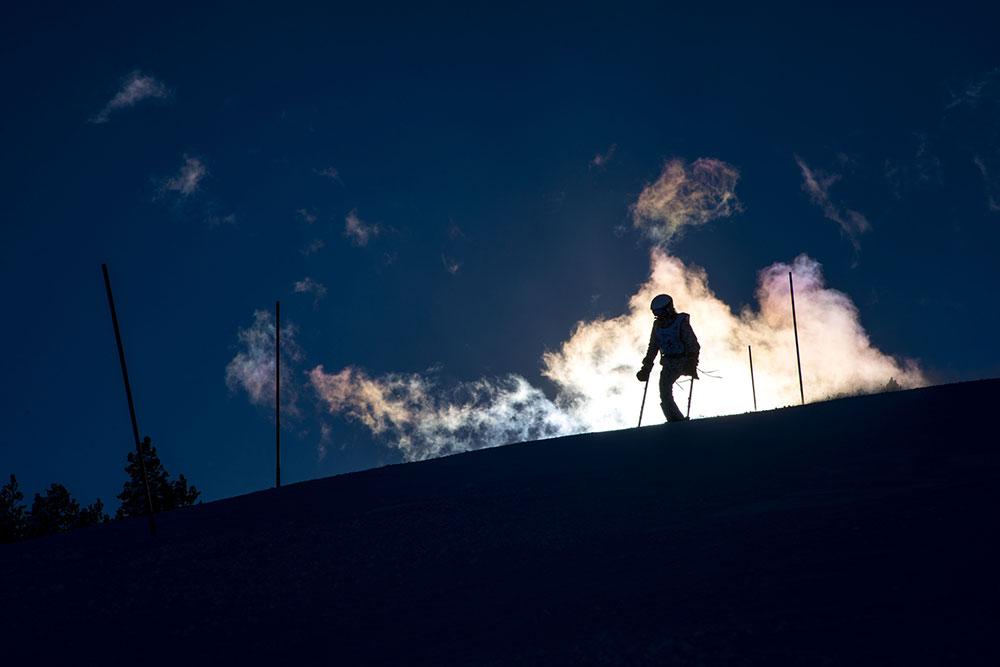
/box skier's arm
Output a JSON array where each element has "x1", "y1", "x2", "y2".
[{"x1": 640, "y1": 326, "x2": 659, "y2": 372}]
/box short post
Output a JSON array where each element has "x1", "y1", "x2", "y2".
[
  {"x1": 789, "y1": 272, "x2": 805, "y2": 405},
  {"x1": 275, "y1": 300, "x2": 281, "y2": 488},
  {"x1": 101, "y1": 264, "x2": 157, "y2": 536},
  {"x1": 748, "y1": 345, "x2": 757, "y2": 411}
]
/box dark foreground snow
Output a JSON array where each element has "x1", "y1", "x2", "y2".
[{"x1": 3, "y1": 380, "x2": 1000, "y2": 665}]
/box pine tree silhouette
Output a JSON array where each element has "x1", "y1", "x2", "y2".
[
  {"x1": 78, "y1": 498, "x2": 110, "y2": 528},
  {"x1": 1, "y1": 474, "x2": 27, "y2": 544},
  {"x1": 116, "y1": 437, "x2": 200, "y2": 520},
  {"x1": 27, "y1": 484, "x2": 81, "y2": 538}
]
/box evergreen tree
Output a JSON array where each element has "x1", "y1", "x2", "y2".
[
  {"x1": 116, "y1": 437, "x2": 200, "y2": 519},
  {"x1": 78, "y1": 498, "x2": 110, "y2": 527},
  {"x1": 1, "y1": 474, "x2": 27, "y2": 544},
  {"x1": 26, "y1": 483, "x2": 81, "y2": 538}
]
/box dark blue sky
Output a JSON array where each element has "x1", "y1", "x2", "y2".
[{"x1": 2, "y1": 1, "x2": 999, "y2": 507}]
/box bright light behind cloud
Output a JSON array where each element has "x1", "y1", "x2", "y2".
[
  {"x1": 542, "y1": 250, "x2": 925, "y2": 432},
  {"x1": 310, "y1": 249, "x2": 925, "y2": 460},
  {"x1": 301, "y1": 156, "x2": 926, "y2": 461}
]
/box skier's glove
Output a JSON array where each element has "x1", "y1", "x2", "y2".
[{"x1": 636, "y1": 367, "x2": 651, "y2": 382}]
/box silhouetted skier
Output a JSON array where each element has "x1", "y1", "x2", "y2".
[{"x1": 636, "y1": 294, "x2": 700, "y2": 422}]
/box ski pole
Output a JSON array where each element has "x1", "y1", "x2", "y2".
[
  {"x1": 686, "y1": 377, "x2": 695, "y2": 420},
  {"x1": 637, "y1": 374, "x2": 651, "y2": 428}
]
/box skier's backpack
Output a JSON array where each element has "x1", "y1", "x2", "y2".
[{"x1": 654, "y1": 313, "x2": 688, "y2": 357}]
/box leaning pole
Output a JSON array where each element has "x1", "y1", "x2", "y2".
[
  {"x1": 789, "y1": 272, "x2": 805, "y2": 405},
  {"x1": 101, "y1": 264, "x2": 157, "y2": 536}
]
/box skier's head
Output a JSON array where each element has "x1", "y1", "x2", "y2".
[{"x1": 650, "y1": 294, "x2": 675, "y2": 317}]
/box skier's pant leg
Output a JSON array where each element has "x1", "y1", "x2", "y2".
[{"x1": 658, "y1": 364, "x2": 686, "y2": 422}]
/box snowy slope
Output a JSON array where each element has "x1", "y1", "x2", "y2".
[{"x1": 3, "y1": 380, "x2": 1000, "y2": 665}]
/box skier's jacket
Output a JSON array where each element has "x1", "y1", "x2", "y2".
[{"x1": 641, "y1": 312, "x2": 700, "y2": 378}]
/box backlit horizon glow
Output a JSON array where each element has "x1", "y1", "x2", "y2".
[{"x1": 305, "y1": 159, "x2": 925, "y2": 460}]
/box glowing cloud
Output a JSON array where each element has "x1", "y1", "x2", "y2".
[
  {"x1": 541, "y1": 250, "x2": 925, "y2": 432},
  {"x1": 311, "y1": 250, "x2": 925, "y2": 460},
  {"x1": 309, "y1": 367, "x2": 579, "y2": 461},
  {"x1": 91, "y1": 71, "x2": 171, "y2": 124},
  {"x1": 304, "y1": 156, "x2": 923, "y2": 461},
  {"x1": 225, "y1": 310, "x2": 303, "y2": 415},
  {"x1": 632, "y1": 158, "x2": 742, "y2": 245}
]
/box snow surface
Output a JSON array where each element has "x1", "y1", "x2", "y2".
[{"x1": 3, "y1": 380, "x2": 1000, "y2": 664}]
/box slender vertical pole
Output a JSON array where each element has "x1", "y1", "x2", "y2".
[
  {"x1": 637, "y1": 374, "x2": 650, "y2": 428},
  {"x1": 789, "y1": 272, "x2": 805, "y2": 405},
  {"x1": 686, "y1": 378, "x2": 695, "y2": 420},
  {"x1": 101, "y1": 264, "x2": 156, "y2": 536},
  {"x1": 748, "y1": 345, "x2": 757, "y2": 411},
  {"x1": 275, "y1": 300, "x2": 281, "y2": 488}
]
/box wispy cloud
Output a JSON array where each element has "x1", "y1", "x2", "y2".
[
  {"x1": 162, "y1": 155, "x2": 207, "y2": 197},
  {"x1": 795, "y1": 155, "x2": 871, "y2": 261},
  {"x1": 590, "y1": 143, "x2": 618, "y2": 169},
  {"x1": 153, "y1": 155, "x2": 233, "y2": 227},
  {"x1": 631, "y1": 157, "x2": 742, "y2": 246},
  {"x1": 945, "y1": 68, "x2": 999, "y2": 111},
  {"x1": 293, "y1": 277, "x2": 328, "y2": 306},
  {"x1": 297, "y1": 208, "x2": 318, "y2": 225},
  {"x1": 884, "y1": 133, "x2": 943, "y2": 199},
  {"x1": 317, "y1": 423, "x2": 332, "y2": 462},
  {"x1": 91, "y1": 71, "x2": 171, "y2": 124},
  {"x1": 441, "y1": 254, "x2": 461, "y2": 275},
  {"x1": 344, "y1": 209, "x2": 380, "y2": 246},
  {"x1": 301, "y1": 239, "x2": 325, "y2": 256},
  {"x1": 973, "y1": 156, "x2": 1000, "y2": 213},
  {"x1": 206, "y1": 213, "x2": 237, "y2": 229},
  {"x1": 225, "y1": 310, "x2": 303, "y2": 416},
  {"x1": 315, "y1": 166, "x2": 344, "y2": 185}
]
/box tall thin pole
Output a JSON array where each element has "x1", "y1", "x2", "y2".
[
  {"x1": 789, "y1": 272, "x2": 805, "y2": 405},
  {"x1": 686, "y1": 378, "x2": 695, "y2": 420},
  {"x1": 101, "y1": 264, "x2": 156, "y2": 536},
  {"x1": 275, "y1": 300, "x2": 281, "y2": 488},
  {"x1": 748, "y1": 345, "x2": 757, "y2": 411},
  {"x1": 637, "y1": 374, "x2": 650, "y2": 428}
]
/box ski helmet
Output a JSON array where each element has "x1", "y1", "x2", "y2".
[{"x1": 650, "y1": 294, "x2": 673, "y2": 314}]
